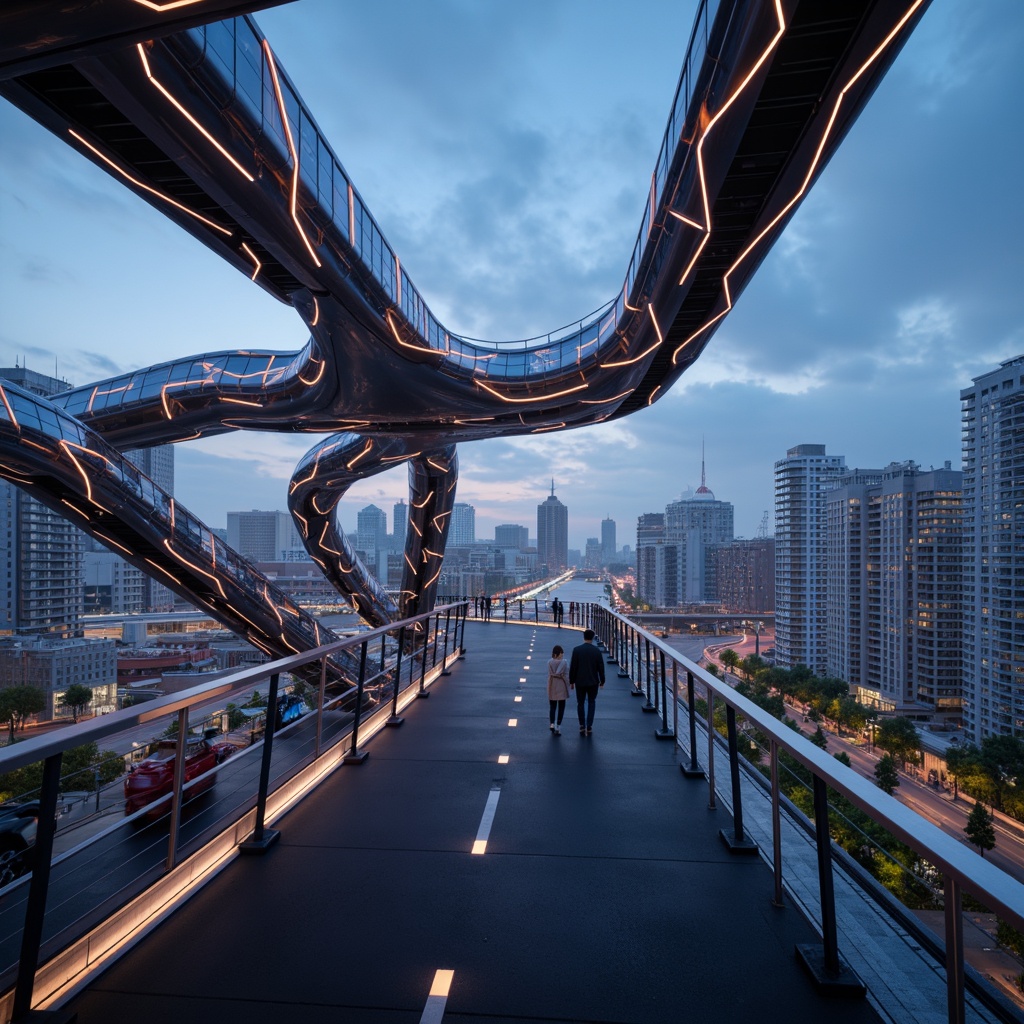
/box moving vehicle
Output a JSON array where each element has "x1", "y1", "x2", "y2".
[
  {"x1": 0, "y1": 802, "x2": 38, "y2": 886},
  {"x1": 125, "y1": 730, "x2": 236, "y2": 817}
]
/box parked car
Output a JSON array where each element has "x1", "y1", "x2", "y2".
[
  {"x1": 125, "y1": 730, "x2": 236, "y2": 817},
  {"x1": 0, "y1": 801, "x2": 39, "y2": 886}
]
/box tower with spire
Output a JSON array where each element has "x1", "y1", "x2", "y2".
[{"x1": 537, "y1": 480, "x2": 569, "y2": 572}]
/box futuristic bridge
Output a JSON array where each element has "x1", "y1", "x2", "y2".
[{"x1": 0, "y1": 0, "x2": 932, "y2": 640}]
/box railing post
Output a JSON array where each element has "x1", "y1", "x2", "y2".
[
  {"x1": 655, "y1": 649, "x2": 673, "y2": 739},
  {"x1": 388, "y1": 625, "x2": 406, "y2": 726},
  {"x1": 534, "y1": 598, "x2": 538, "y2": 622},
  {"x1": 344, "y1": 642, "x2": 370, "y2": 763},
  {"x1": 943, "y1": 875, "x2": 966, "y2": 1024},
  {"x1": 315, "y1": 653, "x2": 328, "y2": 757},
  {"x1": 440, "y1": 607, "x2": 452, "y2": 675},
  {"x1": 11, "y1": 751, "x2": 63, "y2": 1023},
  {"x1": 431, "y1": 613, "x2": 441, "y2": 668},
  {"x1": 617, "y1": 620, "x2": 628, "y2": 677},
  {"x1": 796, "y1": 775, "x2": 865, "y2": 994},
  {"x1": 629, "y1": 627, "x2": 642, "y2": 695},
  {"x1": 166, "y1": 706, "x2": 189, "y2": 869},
  {"x1": 241, "y1": 672, "x2": 282, "y2": 851},
  {"x1": 681, "y1": 670, "x2": 703, "y2": 777},
  {"x1": 720, "y1": 705, "x2": 756, "y2": 853},
  {"x1": 770, "y1": 740, "x2": 784, "y2": 906},
  {"x1": 706, "y1": 690, "x2": 716, "y2": 809},
  {"x1": 417, "y1": 625, "x2": 430, "y2": 698},
  {"x1": 642, "y1": 637, "x2": 656, "y2": 712}
]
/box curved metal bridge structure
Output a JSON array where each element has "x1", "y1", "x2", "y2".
[{"x1": 0, "y1": 0, "x2": 931, "y2": 656}]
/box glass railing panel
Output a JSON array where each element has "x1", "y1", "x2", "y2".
[
  {"x1": 205, "y1": 19, "x2": 235, "y2": 84},
  {"x1": 298, "y1": 108, "x2": 318, "y2": 195},
  {"x1": 317, "y1": 137, "x2": 333, "y2": 215},
  {"x1": 235, "y1": 22, "x2": 263, "y2": 116}
]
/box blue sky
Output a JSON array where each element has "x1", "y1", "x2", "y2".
[{"x1": 2, "y1": 0, "x2": 1023, "y2": 552}]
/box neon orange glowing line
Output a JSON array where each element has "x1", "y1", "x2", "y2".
[
  {"x1": 452, "y1": 349, "x2": 498, "y2": 363},
  {"x1": 381, "y1": 452, "x2": 419, "y2": 463},
  {"x1": 58, "y1": 441, "x2": 94, "y2": 502},
  {"x1": 426, "y1": 458, "x2": 448, "y2": 472},
  {"x1": 345, "y1": 439, "x2": 373, "y2": 470},
  {"x1": 263, "y1": 40, "x2": 322, "y2": 268},
  {"x1": 677, "y1": 0, "x2": 786, "y2": 287},
  {"x1": 169, "y1": 497, "x2": 175, "y2": 531},
  {"x1": 424, "y1": 548, "x2": 443, "y2": 558},
  {"x1": 623, "y1": 282, "x2": 641, "y2": 313},
  {"x1": 20, "y1": 439, "x2": 50, "y2": 454},
  {"x1": 581, "y1": 389, "x2": 633, "y2": 405},
  {"x1": 70, "y1": 129, "x2": 231, "y2": 236},
  {"x1": 412, "y1": 490, "x2": 435, "y2": 509},
  {"x1": 395, "y1": 255, "x2": 402, "y2": 304},
  {"x1": 647, "y1": 386, "x2": 662, "y2": 407},
  {"x1": 424, "y1": 566, "x2": 442, "y2": 589},
  {"x1": 433, "y1": 510, "x2": 450, "y2": 522},
  {"x1": 131, "y1": 0, "x2": 206, "y2": 10},
  {"x1": 137, "y1": 45, "x2": 255, "y2": 182},
  {"x1": 61, "y1": 499, "x2": 91, "y2": 520},
  {"x1": 601, "y1": 302, "x2": 664, "y2": 368},
  {"x1": 144, "y1": 558, "x2": 180, "y2": 584},
  {"x1": 410, "y1": 519, "x2": 423, "y2": 537},
  {"x1": 404, "y1": 553, "x2": 417, "y2": 572},
  {"x1": 265, "y1": 585, "x2": 284, "y2": 626},
  {"x1": 531, "y1": 422, "x2": 566, "y2": 434},
  {"x1": 310, "y1": 297, "x2": 320, "y2": 327},
  {"x1": 474, "y1": 379, "x2": 588, "y2": 404},
  {"x1": 292, "y1": 511, "x2": 309, "y2": 536},
  {"x1": 240, "y1": 242, "x2": 261, "y2": 280},
  {"x1": 385, "y1": 310, "x2": 436, "y2": 354},
  {"x1": 317, "y1": 521, "x2": 343, "y2": 558},
  {"x1": 221, "y1": 397, "x2": 263, "y2": 407},
  {"x1": 0, "y1": 386, "x2": 19, "y2": 429},
  {"x1": 669, "y1": 210, "x2": 704, "y2": 231},
  {"x1": 162, "y1": 539, "x2": 226, "y2": 598},
  {"x1": 297, "y1": 358, "x2": 327, "y2": 386},
  {"x1": 95, "y1": 531, "x2": 133, "y2": 557}
]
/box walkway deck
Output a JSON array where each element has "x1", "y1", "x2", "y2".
[{"x1": 66, "y1": 622, "x2": 882, "y2": 1023}]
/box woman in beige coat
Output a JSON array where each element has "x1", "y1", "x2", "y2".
[{"x1": 547, "y1": 645, "x2": 570, "y2": 736}]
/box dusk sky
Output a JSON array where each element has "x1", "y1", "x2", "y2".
[{"x1": 2, "y1": 0, "x2": 1023, "y2": 553}]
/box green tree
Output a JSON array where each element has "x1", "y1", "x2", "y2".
[
  {"x1": 834, "y1": 751, "x2": 852, "y2": 768},
  {"x1": 978, "y1": 735, "x2": 1024, "y2": 812},
  {"x1": 0, "y1": 686, "x2": 47, "y2": 742},
  {"x1": 0, "y1": 741, "x2": 124, "y2": 801},
  {"x1": 964, "y1": 801, "x2": 996, "y2": 858},
  {"x1": 60, "y1": 684, "x2": 94, "y2": 724},
  {"x1": 876, "y1": 717, "x2": 920, "y2": 769},
  {"x1": 874, "y1": 753, "x2": 900, "y2": 795},
  {"x1": 945, "y1": 742, "x2": 980, "y2": 801},
  {"x1": 719, "y1": 648, "x2": 740, "y2": 678},
  {"x1": 810, "y1": 726, "x2": 828, "y2": 751}
]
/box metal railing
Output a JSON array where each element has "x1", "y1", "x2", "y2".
[
  {"x1": 0, "y1": 602, "x2": 467, "y2": 1022},
  {"x1": 587, "y1": 604, "x2": 1024, "y2": 1024}
]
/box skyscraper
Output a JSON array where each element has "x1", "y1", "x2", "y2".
[
  {"x1": 635, "y1": 513, "x2": 665, "y2": 605},
  {"x1": 125, "y1": 445, "x2": 175, "y2": 610},
  {"x1": 601, "y1": 517, "x2": 617, "y2": 564},
  {"x1": 0, "y1": 366, "x2": 83, "y2": 636},
  {"x1": 774, "y1": 444, "x2": 846, "y2": 673},
  {"x1": 392, "y1": 500, "x2": 408, "y2": 550},
  {"x1": 826, "y1": 461, "x2": 962, "y2": 723},
  {"x1": 228, "y1": 510, "x2": 303, "y2": 562},
  {"x1": 356, "y1": 504, "x2": 389, "y2": 581},
  {"x1": 450, "y1": 503, "x2": 476, "y2": 546},
  {"x1": 961, "y1": 356, "x2": 1024, "y2": 740},
  {"x1": 537, "y1": 481, "x2": 568, "y2": 572},
  {"x1": 495, "y1": 524, "x2": 529, "y2": 550}
]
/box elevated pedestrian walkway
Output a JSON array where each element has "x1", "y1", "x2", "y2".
[{"x1": 66, "y1": 621, "x2": 883, "y2": 1023}]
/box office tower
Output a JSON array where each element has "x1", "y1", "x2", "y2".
[
  {"x1": 961, "y1": 356, "x2": 1024, "y2": 740},
  {"x1": 710, "y1": 538, "x2": 775, "y2": 613},
  {"x1": 392, "y1": 500, "x2": 408, "y2": 550},
  {"x1": 827, "y1": 461, "x2": 962, "y2": 724},
  {"x1": 537, "y1": 481, "x2": 568, "y2": 572},
  {"x1": 635, "y1": 513, "x2": 665, "y2": 605},
  {"x1": 356, "y1": 504, "x2": 388, "y2": 557},
  {"x1": 601, "y1": 517, "x2": 616, "y2": 564},
  {"x1": 664, "y1": 462, "x2": 734, "y2": 604},
  {"x1": 450, "y1": 503, "x2": 476, "y2": 547},
  {"x1": 227, "y1": 510, "x2": 303, "y2": 562},
  {"x1": 0, "y1": 366, "x2": 84, "y2": 636},
  {"x1": 584, "y1": 538, "x2": 601, "y2": 568},
  {"x1": 495, "y1": 524, "x2": 528, "y2": 550},
  {"x1": 774, "y1": 444, "x2": 846, "y2": 673}
]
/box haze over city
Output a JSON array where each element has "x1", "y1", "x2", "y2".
[{"x1": 2, "y1": 0, "x2": 1022, "y2": 550}]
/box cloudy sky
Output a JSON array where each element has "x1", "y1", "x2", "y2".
[{"x1": 2, "y1": 0, "x2": 1023, "y2": 553}]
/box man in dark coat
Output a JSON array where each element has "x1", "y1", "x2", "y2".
[{"x1": 569, "y1": 629, "x2": 605, "y2": 735}]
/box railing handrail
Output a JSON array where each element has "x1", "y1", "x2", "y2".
[
  {"x1": 595, "y1": 605, "x2": 1024, "y2": 934},
  {"x1": 0, "y1": 602, "x2": 467, "y2": 775}
]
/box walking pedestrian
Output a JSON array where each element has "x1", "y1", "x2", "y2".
[
  {"x1": 547, "y1": 644, "x2": 569, "y2": 735},
  {"x1": 569, "y1": 628, "x2": 605, "y2": 735}
]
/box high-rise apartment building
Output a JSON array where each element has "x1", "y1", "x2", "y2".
[
  {"x1": 124, "y1": 446, "x2": 175, "y2": 610},
  {"x1": 961, "y1": 356, "x2": 1024, "y2": 740},
  {"x1": 827, "y1": 462, "x2": 962, "y2": 724},
  {"x1": 601, "y1": 517, "x2": 617, "y2": 564},
  {"x1": 227, "y1": 510, "x2": 303, "y2": 562},
  {"x1": 774, "y1": 444, "x2": 846, "y2": 673},
  {"x1": 710, "y1": 538, "x2": 775, "y2": 613},
  {"x1": 0, "y1": 367, "x2": 84, "y2": 637},
  {"x1": 664, "y1": 466, "x2": 734, "y2": 604},
  {"x1": 537, "y1": 482, "x2": 568, "y2": 572},
  {"x1": 495, "y1": 524, "x2": 529, "y2": 550},
  {"x1": 450, "y1": 503, "x2": 476, "y2": 547},
  {"x1": 635, "y1": 513, "x2": 665, "y2": 605},
  {"x1": 392, "y1": 500, "x2": 408, "y2": 551}
]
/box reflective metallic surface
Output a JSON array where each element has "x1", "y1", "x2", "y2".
[{"x1": 0, "y1": 0, "x2": 932, "y2": 635}]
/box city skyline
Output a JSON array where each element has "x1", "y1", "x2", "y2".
[{"x1": 2, "y1": 2, "x2": 1022, "y2": 555}]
